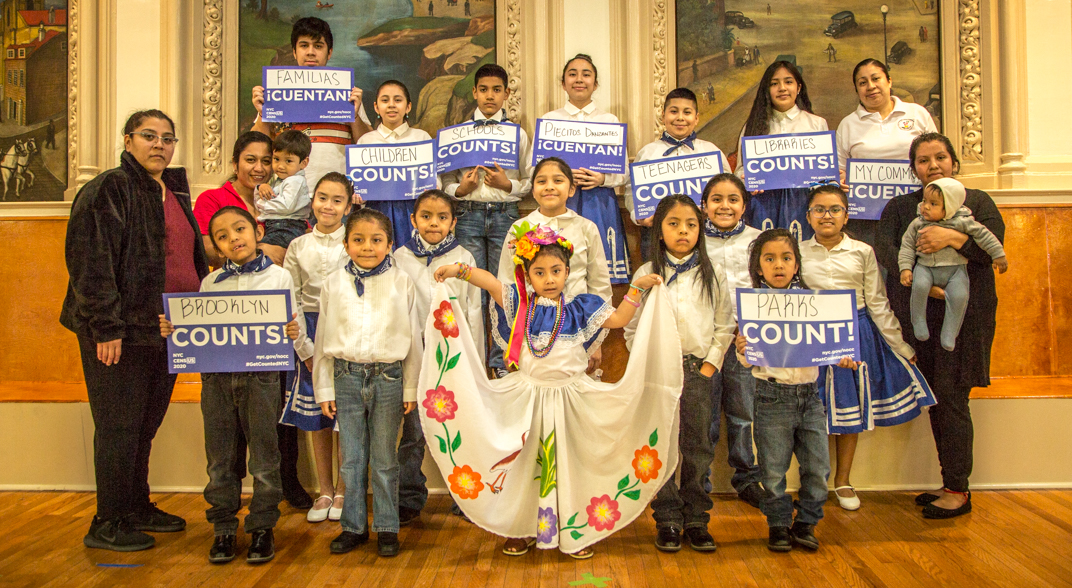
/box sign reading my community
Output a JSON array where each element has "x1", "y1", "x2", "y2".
[
  {"x1": 163, "y1": 290, "x2": 295, "y2": 374},
  {"x1": 740, "y1": 130, "x2": 839, "y2": 191},
  {"x1": 531, "y1": 118, "x2": 628, "y2": 174},
  {"x1": 260, "y1": 67, "x2": 355, "y2": 124},
  {"x1": 346, "y1": 140, "x2": 437, "y2": 201},
  {"x1": 845, "y1": 159, "x2": 921, "y2": 220},
  {"x1": 736, "y1": 288, "x2": 860, "y2": 368},
  {"x1": 435, "y1": 121, "x2": 521, "y2": 175},
  {"x1": 629, "y1": 152, "x2": 724, "y2": 220}
]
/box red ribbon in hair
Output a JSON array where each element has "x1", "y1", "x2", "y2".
[{"x1": 505, "y1": 264, "x2": 529, "y2": 369}]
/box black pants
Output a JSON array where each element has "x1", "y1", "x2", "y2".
[
  {"x1": 232, "y1": 373, "x2": 303, "y2": 495},
  {"x1": 927, "y1": 383, "x2": 973, "y2": 492},
  {"x1": 78, "y1": 337, "x2": 176, "y2": 521}
]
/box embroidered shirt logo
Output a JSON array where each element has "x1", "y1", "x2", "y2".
[{"x1": 898, "y1": 119, "x2": 915, "y2": 131}]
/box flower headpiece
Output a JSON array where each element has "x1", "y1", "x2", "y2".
[{"x1": 509, "y1": 222, "x2": 574, "y2": 267}]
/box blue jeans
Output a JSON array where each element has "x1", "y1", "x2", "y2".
[
  {"x1": 454, "y1": 200, "x2": 520, "y2": 369},
  {"x1": 398, "y1": 409, "x2": 428, "y2": 512},
  {"x1": 710, "y1": 350, "x2": 760, "y2": 492},
  {"x1": 753, "y1": 379, "x2": 830, "y2": 528},
  {"x1": 334, "y1": 359, "x2": 404, "y2": 534},
  {"x1": 651, "y1": 356, "x2": 715, "y2": 530}
]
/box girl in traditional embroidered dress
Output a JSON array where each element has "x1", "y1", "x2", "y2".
[{"x1": 428, "y1": 224, "x2": 681, "y2": 559}]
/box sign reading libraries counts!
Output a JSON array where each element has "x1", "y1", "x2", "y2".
[
  {"x1": 163, "y1": 290, "x2": 295, "y2": 374},
  {"x1": 346, "y1": 140, "x2": 438, "y2": 201},
  {"x1": 259, "y1": 66, "x2": 355, "y2": 124},
  {"x1": 740, "y1": 130, "x2": 839, "y2": 191},
  {"x1": 736, "y1": 288, "x2": 860, "y2": 368},
  {"x1": 531, "y1": 118, "x2": 628, "y2": 174}
]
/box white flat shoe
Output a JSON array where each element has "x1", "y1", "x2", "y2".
[
  {"x1": 328, "y1": 494, "x2": 344, "y2": 521},
  {"x1": 307, "y1": 495, "x2": 332, "y2": 523},
  {"x1": 834, "y1": 486, "x2": 861, "y2": 511}
]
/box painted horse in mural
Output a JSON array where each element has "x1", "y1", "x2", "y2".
[{"x1": 1, "y1": 139, "x2": 37, "y2": 201}]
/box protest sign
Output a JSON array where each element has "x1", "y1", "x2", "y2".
[
  {"x1": 346, "y1": 140, "x2": 438, "y2": 201},
  {"x1": 845, "y1": 159, "x2": 921, "y2": 219},
  {"x1": 163, "y1": 290, "x2": 295, "y2": 374},
  {"x1": 736, "y1": 288, "x2": 859, "y2": 368},
  {"x1": 435, "y1": 121, "x2": 521, "y2": 174},
  {"x1": 531, "y1": 118, "x2": 628, "y2": 174},
  {"x1": 739, "y1": 131, "x2": 838, "y2": 191},
  {"x1": 260, "y1": 67, "x2": 355, "y2": 124},
  {"x1": 629, "y1": 152, "x2": 724, "y2": 220}
]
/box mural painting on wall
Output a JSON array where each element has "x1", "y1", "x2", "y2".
[
  {"x1": 0, "y1": 0, "x2": 67, "y2": 202},
  {"x1": 239, "y1": 0, "x2": 496, "y2": 135},
  {"x1": 676, "y1": 0, "x2": 940, "y2": 159}
]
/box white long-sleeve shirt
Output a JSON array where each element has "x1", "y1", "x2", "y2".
[
  {"x1": 256, "y1": 170, "x2": 311, "y2": 221},
  {"x1": 200, "y1": 262, "x2": 314, "y2": 361},
  {"x1": 537, "y1": 103, "x2": 627, "y2": 188},
  {"x1": 441, "y1": 109, "x2": 532, "y2": 202},
  {"x1": 800, "y1": 234, "x2": 915, "y2": 359},
  {"x1": 394, "y1": 238, "x2": 485, "y2": 352},
  {"x1": 496, "y1": 208, "x2": 612, "y2": 302},
  {"x1": 735, "y1": 106, "x2": 829, "y2": 178},
  {"x1": 835, "y1": 97, "x2": 937, "y2": 171},
  {"x1": 704, "y1": 224, "x2": 762, "y2": 317},
  {"x1": 625, "y1": 137, "x2": 731, "y2": 220},
  {"x1": 312, "y1": 262, "x2": 423, "y2": 402},
  {"x1": 282, "y1": 224, "x2": 350, "y2": 313},
  {"x1": 624, "y1": 253, "x2": 736, "y2": 370}
]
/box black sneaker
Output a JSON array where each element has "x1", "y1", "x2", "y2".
[
  {"x1": 790, "y1": 522, "x2": 819, "y2": 550},
  {"x1": 378, "y1": 532, "x2": 400, "y2": 557},
  {"x1": 209, "y1": 534, "x2": 236, "y2": 563},
  {"x1": 738, "y1": 483, "x2": 766, "y2": 510},
  {"x1": 283, "y1": 487, "x2": 314, "y2": 510},
  {"x1": 683, "y1": 527, "x2": 717, "y2": 552},
  {"x1": 767, "y1": 526, "x2": 792, "y2": 552},
  {"x1": 83, "y1": 516, "x2": 155, "y2": 552},
  {"x1": 654, "y1": 526, "x2": 681, "y2": 552},
  {"x1": 329, "y1": 530, "x2": 369, "y2": 554},
  {"x1": 129, "y1": 502, "x2": 186, "y2": 533},
  {"x1": 399, "y1": 507, "x2": 421, "y2": 526},
  {"x1": 247, "y1": 529, "x2": 275, "y2": 564}
]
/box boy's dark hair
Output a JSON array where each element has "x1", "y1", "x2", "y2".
[
  {"x1": 345, "y1": 207, "x2": 393, "y2": 244},
  {"x1": 702, "y1": 173, "x2": 751, "y2": 210},
  {"x1": 648, "y1": 195, "x2": 717, "y2": 307},
  {"x1": 291, "y1": 17, "x2": 333, "y2": 51},
  {"x1": 207, "y1": 206, "x2": 259, "y2": 250},
  {"x1": 314, "y1": 171, "x2": 353, "y2": 197},
  {"x1": 231, "y1": 131, "x2": 273, "y2": 163},
  {"x1": 273, "y1": 129, "x2": 311, "y2": 161},
  {"x1": 523, "y1": 243, "x2": 572, "y2": 274},
  {"x1": 376, "y1": 80, "x2": 412, "y2": 104},
  {"x1": 909, "y1": 132, "x2": 961, "y2": 179},
  {"x1": 561, "y1": 53, "x2": 598, "y2": 84},
  {"x1": 743, "y1": 61, "x2": 813, "y2": 138},
  {"x1": 807, "y1": 183, "x2": 849, "y2": 208},
  {"x1": 474, "y1": 63, "x2": 509, "y2": 88},
  {"x1": 123, "y1": 109, "x2": 175, "y2": 136},
  {"x1": 531, "y1": 157, "x2": 575, "y2": 191},
  {"x1": 413, "y1": 189, "x2": 456, "y2": 219},
  {"x1": 663, "y1": 87, "x2": 698, "y2": 111},
  {"x1": 747, "y1": 228, "x2": 809, "y2": 288}
]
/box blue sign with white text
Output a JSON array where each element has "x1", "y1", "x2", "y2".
[
  {"x1": 260, "y1": 66, "x2": 355, "y2": 124},
  {"x1": 531, "y1": 118, "x2": 628, "y2": 174},
  {"x1": 629, "y1": 152, "x2": 724, "y2": 220},
  {"x1": 346, "y1": 140, "x2": 438, "y2": 201},
  {"x1": 736, "y1": 288, "x2": 860, "y2": 368},
  {"x1": 740, "y1": 131, "x2": 839, "y2": 191},
  {"x1": 435, "y1": 121, "x2": 521, "y2": 174},
  {"x1": 163, "y1": 290, "x2": 295, "y2": 374},
  {"x1": 846, "y1": 158, "x2": 921, "y2": 220}
]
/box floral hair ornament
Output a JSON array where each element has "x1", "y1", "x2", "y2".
[{"x1": 504, "y1": 222, "x2": 575, "y2": 369}]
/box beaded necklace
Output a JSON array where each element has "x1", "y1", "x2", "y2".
[{"x1": 525, "y1": 294, "x2": 565, "y2": 358}]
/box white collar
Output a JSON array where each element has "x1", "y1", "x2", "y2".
[
  {"x1": 773, "y1": 105, "x2": 801, "y2": 121},
  {"x1": 473, "y1": 109, "x2": 505, "y2": 122},
  {"x1": 855, "y1": 96, "x2": 907, "y2": 120},
  {"x1": 564, "y1": 101, "x2": 597, "y2": 117},
  {"x1": 805, "y1": 234, "x2": 851, "y2": 251},
  {"x1": 313, "y1": 224, "x2": 345, "y2": 240},
  {"x1": 666, "y1": 251, "x2": 697, "y2": 265},
  {"x1": 377, "y1": 122, "x2": 410, "y2": 139},
  {"x1": 529, "y1": 208, "x2": 578, "y2": 225}
]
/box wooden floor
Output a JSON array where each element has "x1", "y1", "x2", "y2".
[{"x1": 0, "y1": 491, "x2": 1070, "y2": 587}]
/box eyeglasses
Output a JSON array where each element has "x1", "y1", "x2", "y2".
[
  {"x1": 128, "y1": 131, "x2": 179, "y2": 147},
  {"x1": 808, "y1": 205, "x2": 846, "y2": 217}
]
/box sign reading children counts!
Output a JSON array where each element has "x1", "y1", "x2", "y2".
[
  {"x1": 260, "y1": 66, "x2": 355, "y2": 124},
  {"x1": 845, "y1": 159, "x2": 921, "y2": 220},
  {"x1": 163, "y1": 290, "x2": 295, "y2": 374},
  {"x1": 736, "y1": 288, "x2": 860, "y2": 368},
  {"x1": 629, "y1": 152, "x2": 724, "y2": 220},
  {"x1": 740, "y1": 130, "x2": 839, "y2": 191},
  {"x1": 346, "y1": 140, "x2": 438, "y2": 201},
  {"x1": 434, "y1": 121, "x2": 521, "y2": 174},
  {"x1": 531, "y1": 118, "x2": 628, "y2": 174}
]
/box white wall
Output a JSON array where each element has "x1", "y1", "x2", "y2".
[
  {"x1": 562, "y1": 0, "x2": 615, "y2": 111},
  {"x1": 1025, "y1": 0, "x2": 1072, "y2": 159},
  {"x1": 114, "y1": 0, "x2": 162, "y2": 155}
]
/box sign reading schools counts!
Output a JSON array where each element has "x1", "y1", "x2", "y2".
[
  {"x1": 435, "y1": 121, "x2": 520, "y2": 175},
  {"x1": 629, "y1": 152, "x2": 724, "y2": 220},
  {"x1": 346, "y1": 140, "x2": 437, "y2": 201},
  {"x1": 531, "y1": 118, "x2": 628, "y2": 174},
  {"x1": 740, "y1": 130, "x2": 838, "y2": 191},
  {"x1": 260, "y1": 66, "x2": 355, "y2": 124},
  {"x1": 736, "y1": 288, "x2": 859, "y2": 368},
  {"x1": 845, "y1": 158, "x2": 921, "y2": 220},
  {"x1": 163, "y1": 290, "x2": 295, "y2": 374}
]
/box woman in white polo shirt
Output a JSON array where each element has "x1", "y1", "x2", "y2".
[{"x1": 836, "y1": 58, "x2": 936, "y2": 249}]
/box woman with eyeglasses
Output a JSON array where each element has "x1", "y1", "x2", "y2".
[
  {"x1": 799, "y1": 184, "x2": 935, "y2": 513},
  {"x1": 61, "y1": 109, "x2": 210, "y2": 552}
]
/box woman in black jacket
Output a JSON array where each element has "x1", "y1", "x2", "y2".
[
  {"x1": 875, "y1": 132, "x2": 1004, "y2": 519},
  {"x1": 61, "y1": 110, "x2": 210, "y2": 551}
]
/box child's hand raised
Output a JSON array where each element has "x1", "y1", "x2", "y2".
[
  {"x1": 837, "y1": 356, "x2": 861, "y2": 370},
  {"x1": 159, "y1": 314, "x2": 175, "y2": 338},
  {"x1": 735, "y1": 334, "x2": 748, "y2": 355},
  {"x1": 256, "y1": 183, "x2": 275, "y2": 201},
  {"x1": 633, "y1": 273, "x2": 663, "y2": 291},
  {"x1": 900, "y1": 269, "x2": 913, "y2": 287},
  {"x1": 993, "y1": 256, "x2": 1009, "y2": 274},
  {"x1": 285, "y1": 313, "x2": 301, "y2": 341},
  {"x1": 434, "y1": 263, "x2": 460, "y2": 282},
  {"x1": 404, "y1": 401, "x2": 416, "y2": 415},
  {"x1": 320, "y1": 400, "x2": 336, "y2": 418}
]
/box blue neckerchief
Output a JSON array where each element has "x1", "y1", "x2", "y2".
[
  {"x1": 214, "y1": 253, "x2": 272, "y2": 283},
  {"x1": 472, "y1": 113, "x2": 508, "y2": 127},
  {"x1": 759, "y1": 276, "x2": 804, "y2": 290},
  {"x1": 661, "y1": 131, "x2": 697, "y2": 156},
  {"x1": 345, "y1": 257, "x2": 393, "y2": 296},
  {"x1": 403, "y1": 233, "x2": 459, "y2": 266},
  {"x1": 664, "y1": 252, "x2": 699, "y2": 286},
  {"x1": 704, "y1": 219, "x2": 746, "y2": 239}
]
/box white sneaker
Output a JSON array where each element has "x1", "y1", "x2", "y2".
[
  {"x1": 307, "y1": 495, "x2": 332, "y2": 523},
  {"x1": 328, "y1": 495, "x2": 344, "y2": 521},
  {"x1": 834, "y1": 486, "x2": 861, "y2": 511}
]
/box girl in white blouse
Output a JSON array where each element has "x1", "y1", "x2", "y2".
[
  {"x1": 800, "y1": 185, "x2": 935, "y2": 512},
  {"x1": 736, "y1": 60, "x2": 829, "y2": 241}
]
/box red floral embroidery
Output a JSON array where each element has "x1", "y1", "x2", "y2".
[
  {"x1": 586, "y1": 494, "x2": 621, "y2": 531},
  {"x1": 422, "y1": 386, "x2": 458, "y2": 423},
  {"x1": 433, "y1": 300, "x2": 460, "y2": 338}
]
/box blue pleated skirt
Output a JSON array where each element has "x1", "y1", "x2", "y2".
[
  {"x1": 280, "y1": 312, "x2": 335, "y2": 431},
  {"x1": 745, "y1": 187, "x2": 814, "y2": 241},
  {"x1": 365, "y1": 200, "x2": 415, "y2": 249},
  {"x1": 566, "y1": 186, "x2": 630, "y2": 283},
  {"x1": 818, "y1": 308, "x2": 936, "y2": 434}
]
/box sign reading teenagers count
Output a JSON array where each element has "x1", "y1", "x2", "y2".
[
  {"x1": 346, "y1": 140, "x2": 438, "y2": 201},
  {"x1": 260, "y1": 66, "x2": 355, "y2": 124},
  {"x1": 740, "y1": 130, "x2": 839, "y2": 191},
  {"x1": 629, "y1": 152, "x2": 724, "y2": 220}
]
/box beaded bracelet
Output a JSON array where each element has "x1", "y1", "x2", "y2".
[{"x1": 456, "y1": 262, "x2": 473, "y2": 281}]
